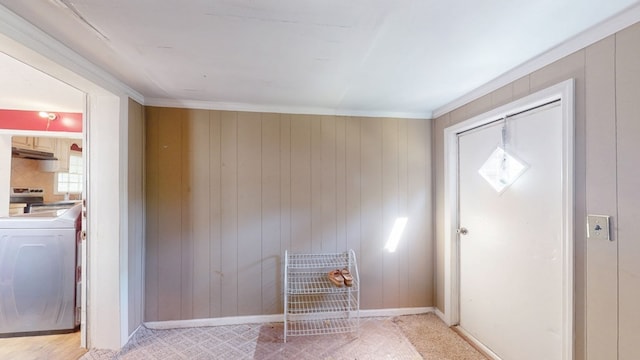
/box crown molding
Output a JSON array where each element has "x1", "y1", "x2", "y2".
[
  {"x1": 145, "y1": 97, "x2": 430, "y2": 120},
  {"x1": 433, "y1": 2, "x2": 640, "y2": 119}
]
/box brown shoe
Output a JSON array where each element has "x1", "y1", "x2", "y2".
[
  {"x1": 328, "y1": 269, "x2": 344, "y2": 287},
  {"x1": 340, "y1": 268, "x2": 353, "y2": 287}
]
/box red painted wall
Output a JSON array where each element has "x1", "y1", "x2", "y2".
[{"x1": 0, "y1": 109, "x2": 82, "y2": 132}]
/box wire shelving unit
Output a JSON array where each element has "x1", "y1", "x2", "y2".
[{"x1": 283, "y1": 250, "x2": 360, "y2": 342}]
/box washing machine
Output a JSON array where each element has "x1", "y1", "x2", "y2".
[{"x1": 0, "y1": 204, "x2": 81, "y2": 336}]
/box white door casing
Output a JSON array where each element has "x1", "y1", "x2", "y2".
[
  {"x1": 443, "y1": 79, "x2": 574, "y2": 359},
  {"x1": 0, "y1": 7, "x2": 135, "y2": 348}
]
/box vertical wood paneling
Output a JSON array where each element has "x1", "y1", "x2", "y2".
[
  {"x1": 311, "y1": 117, "x2": 323, "y2": 253},
  {"x1": 280, "y1": 115, "x2": 292, "y2": 257},
  {"x1": 180, "y1": 110, "x2": 193, "y2": 319},
  {"x1": 220, "y1": 111, "x2": 238, "y2": 316},
  {"x1": 290, "y1": 115, "x2": 312, "y2": 253},
  {"x1": 512, "y1": 76, "x2": 530, "y2": 100},
  {"x1": 465, "y1": 94, "x2": 492, "y2": 120},
  {"x1": 397, "y1": 119, "x2": 410, "y2": 307},
  {"x1": 531, "y1": 51, "x2": 588, "y2": 359},
  {"x1": 335, "y1": 116, "x2": 347, "y2": 251},
  {"x1": 616, "y1": 22, "x2": 640, "y2": 360},
  {"x1": 189, "y1": 109, "x2": 211, "y2": 319},
  {"x1": 450, "y1": 107, "x2": 467, "y2": 125},
  {"x1": 571, "y1": 55, "x2": 588, "y2": 360},
  {"x1": 407, "y1": 119, "x2": 431, "y2": 306},
  {"x1": 382, "y1": 118, "x2": 400, "y2": 308},
  {"x1": 491, "y1": 84, "x2": 513, "y2": 108},
  {"x1": 360, "y1": 117, "x2": 384, "y2": 310},
  {"x1": 279, "y1": 115, "x2": 291, "y2": 314},
  {"x1": 261, "y1": 113, "x2": 281, "y2": 314},
  {"x1": 145, "y1": 108, "x2": 433, "y2": 321},
  {"x1": 237, "y1": 112, "x2": 262, "y2": 315},
  {"x1": 321, "y1": 116, "x2": 337, "y2": 252},
  {"x1": 127, "y1": 99, "x2": 145, "y2": 334},
  {"x1": 345, "y1": 117, "x2": 361, "y2": 255},
  {"x1": 585, "y1": 36, "x2": 618, "y2": 360},
  {"x1": 209, "y1": 110, "x2": 222, "y2": 318},
  {"x1": 157, "y1": 108, "x2": 183, "y2": 320},
  {"x1": 433, "y1": 114, "x2": 448, "y2": 311},
  {"x1": 144, "y1": 107, "x2": 160, "y2": 322}
]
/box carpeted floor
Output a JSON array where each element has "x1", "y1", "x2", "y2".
[
  {"x1": 393, "y1": 313, "x2": 486, "y2": 360},
  {"x1": 81, "y1": 313, "x2": 486, "y2": 359}
]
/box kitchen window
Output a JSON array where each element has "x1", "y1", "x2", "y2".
[{"x1": 56, "y1": 153, "x2": 83, "y2": 194}]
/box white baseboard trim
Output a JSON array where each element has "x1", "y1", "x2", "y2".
[
  {"x1": 453, "y1": 325, "x2": 501, "y2": 360},
  {"x1": 127, "y1": 324, "x2": 144, "y2": 342},
  {"x1": 144, "y1": 307, "x2": 434, "y2": 330},
  {"x1": 358, "y1": 307, "x2": 433, "y2": 317},
  {"x1": 434, "y1": 308, "x2": 447, "y2": 323},
  {"x1": 145, "y1": 314, "x2": 284, "y2": 330}
]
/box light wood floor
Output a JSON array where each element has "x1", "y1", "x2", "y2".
[{"x1": 0, "y1": 331, "x2": 87, "y2": 360}]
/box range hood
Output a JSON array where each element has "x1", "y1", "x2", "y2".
[{"x1": 11, "y1": 147, "x2": 58, "y2": 160}]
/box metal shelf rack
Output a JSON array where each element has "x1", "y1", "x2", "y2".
[{"x1": 284, "y1": 250, "x2": 360, "y2": 342}]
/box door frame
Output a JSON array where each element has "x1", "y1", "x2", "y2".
[
  {"x1": 442, "y1": 79, "x2": 575, "y2": 359},
  {"x1": 0, "y1": 6, "x2": 136, "y2": 348}
]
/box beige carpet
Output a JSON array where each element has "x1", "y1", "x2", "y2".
[
  {"x1": 81, "y1": 313, "x2": 486, "y2": 359},
  {"x1": 393, "y1": 313, "x2": 487, "y2": 360}
]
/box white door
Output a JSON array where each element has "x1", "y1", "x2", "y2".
[{"x1": 457, "y1": 103, "x2": 565, "y2": 360}]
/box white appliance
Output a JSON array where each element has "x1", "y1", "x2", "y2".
[
  {"x1": 0, "y1": 204, "x2": 81, "y2": 336},
  {"x1": 9, "y1": 187, "x2": 44, "y2": 215},
  {"x1": 29, "y1": 201, "x2": 82, "y2": 214},
  {"x1": 9, "y1": 187, "x2": 80, "y2": 215}
]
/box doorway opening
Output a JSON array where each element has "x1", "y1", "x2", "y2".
[
  {"x1": 0, "y1": 50, "x2": 87, "y2": 353},
  {"x1": 0, "y1": 34, "x2": 126, "y2": 351}
]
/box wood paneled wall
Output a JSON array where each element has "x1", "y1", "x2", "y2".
[
  {"x1": 144, "y1": 107, "x2": 432, "y2": 321},
  {"x1": 433, "y1": 21, "x2": 640, "y2": 360},
  {"x1": 615, "y1": 23, "x2": 640, "y2": 360},
  {"x1": 127, "y1": 99, "x2": 145, "y2": 335}
]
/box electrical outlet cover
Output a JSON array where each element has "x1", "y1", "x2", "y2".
[{"x1": 587, "y1": 215, "x2": 610, "y2": 241}]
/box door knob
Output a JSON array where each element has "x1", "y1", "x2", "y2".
[{"x1": 457, "y1": 227, "x2": 468, "y2": 235}]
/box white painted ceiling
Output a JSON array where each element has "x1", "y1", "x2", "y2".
[
  {"x1": 1, "y1": 0, "x2": 639, "y2": 118},
  {"x1": 0, "y1": 52, "x2": 84, "y2": 112}
]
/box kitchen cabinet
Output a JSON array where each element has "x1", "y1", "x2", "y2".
[
  {"x1": 40, "y1": 138, "x2": 72, "y2": 172},
  {"x1": 11, "y1": 136, "x2": 33, "y2": 149},
  {"x1": 34, "y1": 137, "x2": 56, "y2": 152},
  {"x1": 12, "y1": 136, "x2": 56, "y2": 153}
]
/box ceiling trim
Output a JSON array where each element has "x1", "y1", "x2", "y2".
[
  {"x1": 145, "y1": 97, "x2": 430, "y2": 120},
  {"x1": 0, "y1": 4, "x2": 144, "y2": 103},
  {"x1": 433, "y1": 2, "x2": 640, "y2": 119}
]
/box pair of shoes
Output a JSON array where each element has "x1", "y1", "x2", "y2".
[
  {"x1": 327, "y1": 268, "x2": 354, "y2": 287},
  {"x1": 340, "y1": 268, "x2": 353, "y2": 287},
  {"x1": 328, "y1": 270, "x2": 344, "y2": 287}
]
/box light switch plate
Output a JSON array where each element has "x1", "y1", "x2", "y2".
[{"x1": 587, "y1": 215, "x2": 610, "y2": 241}]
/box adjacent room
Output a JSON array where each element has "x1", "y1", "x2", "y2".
[{"x1": 0, "y1": 1, "x2": 639, "y2": 359}]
